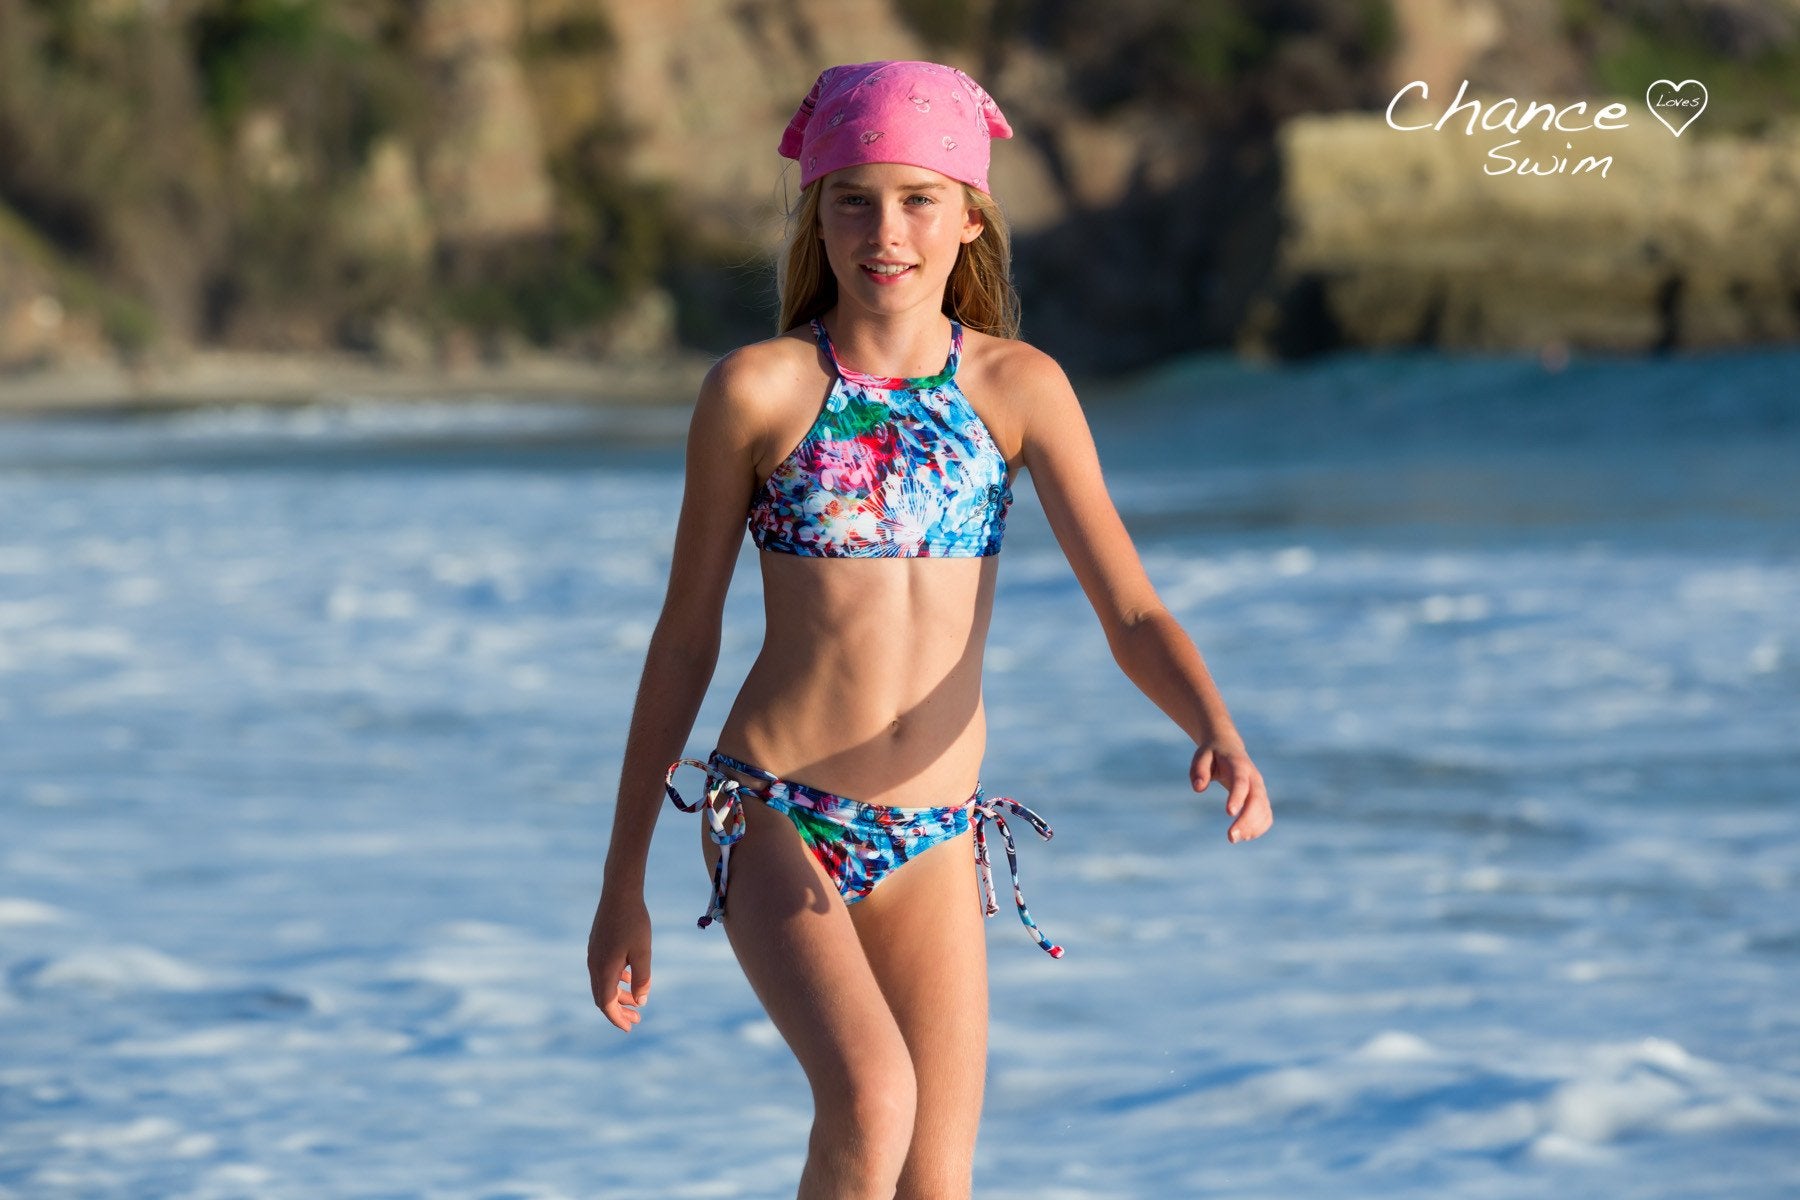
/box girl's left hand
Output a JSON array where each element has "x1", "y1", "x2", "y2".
[{"x1": 1191, "y1": 741, "x2": 1273, "y2": 844}]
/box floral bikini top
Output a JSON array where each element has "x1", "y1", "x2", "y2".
[{"x1": 747, "y1": 318, "x2": 1014, "y2": 558}]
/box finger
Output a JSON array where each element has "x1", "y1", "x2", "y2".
[
  {"x1": 604, "y1": 969, "x2": 645, "y2": 1027},
  {"x1": 631, "y1": 953, "x2": 652, "y2": 1005},
  {"x1": 589, "y1": 956, "x2": 622, "y2": 1009},
  {"x1": 1224, "y1": 770, "x2": 1250, "y2": 818},
  {"x1": 1229, "y1": 790, "x2": 1273, "y2": 843},
  {"x1": 614, "y1": 969, "x2": 644, "y2": 1006},
  {"x1": 1230, "y1": 812, "x2": 1270, "y2": 842},
  {"x1": 1190, "y1": 748, "x2": 1213, "y2": 791},
  {"x1": 592, "y1": 958, "x2": 642, "y2": 1030},
  {"x1": 598, "y1": 988, "x2": 635, "y2": 1031}
]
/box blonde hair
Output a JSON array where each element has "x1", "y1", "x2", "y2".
[{"x1": 776, "y1": 179, "x2": 1021, "y2": 340}]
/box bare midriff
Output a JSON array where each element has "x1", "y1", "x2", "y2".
[{"x1": 715, "y1": 549, "x2": 1000, "y2": 809}]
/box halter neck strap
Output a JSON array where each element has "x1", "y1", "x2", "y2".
[{"x1": 811, "y1": 318, "x2": 962, "y2": 391}]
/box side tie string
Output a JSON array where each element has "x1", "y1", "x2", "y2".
[
  {"x1": 971, "y1": 793, "x2": 1063, "y2": 958},
  {"x1": 664, "y1": 757, "x2": 747, "y2": 929}
]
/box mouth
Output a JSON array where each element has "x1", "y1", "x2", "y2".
[{"x1": 860, "y1": 262, "x2": 916, "y2": 278}]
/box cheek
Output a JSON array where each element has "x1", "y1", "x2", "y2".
[
  {"x1": 820, "y1": 214, "x2": 877, "y2": 255},
  {"x1": 816, "y1": 225, "x2": 851, "y2": 263},
  {"x1": 908, "y1": 209, "x2": 960, "y2": 243}
]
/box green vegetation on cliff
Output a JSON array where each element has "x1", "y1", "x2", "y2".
[
  {"x1": 1564, "y1": 0, "x2": 1800, "y2": 134},
  {"x1": 0, "y1": 0, "x2": 698, "y2": 366},
  {"x1": 1, "y1": 0, "x2": 1795, "y2": 374}
]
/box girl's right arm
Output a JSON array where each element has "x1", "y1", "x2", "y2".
[{"x1": 587, "y1": 349, "x2": 774, "y2": 1031}]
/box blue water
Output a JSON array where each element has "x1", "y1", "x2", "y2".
[{"x1": 2, "y1": 346, "x2": 1797, "y2": 1199}]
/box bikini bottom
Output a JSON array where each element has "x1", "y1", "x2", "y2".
[{"x1": 664, "y1": 750, "x2": 1063, "y2": 958}]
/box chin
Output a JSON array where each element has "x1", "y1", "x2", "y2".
[{"x1": 842, "y1": 271, "x2": 949, "y2": 303}]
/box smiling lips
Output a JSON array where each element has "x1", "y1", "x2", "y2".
[{"x1": 861, "y1": 261, "x2": 915, "y2": 282}]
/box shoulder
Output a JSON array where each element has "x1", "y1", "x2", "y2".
[
  {"x1": 963, "y1": 334, "x2": 1099, "y2": 477},
  {"x1": 693, "y1": 326, "x2": 822, "y2": 440},
  {"x1": 963, "y1": 328, "x2": 1075, "y2": 401},
  {"x1": 964, "y1": 325, "x2": 1058, "y2": 383},
  {"x1": 703, "y1": 326, "x2": 821, "y2": 406},
  {"x1": 962, "y1": 329, "x2": 1082, "y2": 449}
]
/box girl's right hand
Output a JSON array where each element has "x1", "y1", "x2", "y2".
[{"x1": 587, "y1": 887, "x2": 652, "y2": 1032}]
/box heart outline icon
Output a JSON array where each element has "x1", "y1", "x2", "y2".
[{"x1": 1646, "y1": 78, "x2": 1707, "y2": 137}]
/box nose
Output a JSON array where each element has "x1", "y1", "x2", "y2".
[{"x1": 867, "y1": 196, "x2": 906, "y2": 248}]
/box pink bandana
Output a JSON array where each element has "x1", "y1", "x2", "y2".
[{"x1": 778, "y1": 60, "x2": 1013, "y2": 195}]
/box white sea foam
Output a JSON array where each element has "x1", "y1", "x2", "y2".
[
  {"x1": 111, "y1": 1025, "x2": 411, "y2": 1059},
  {"x1": 0, "y1": 897, "x2": 66, "y2": 925},
  {"x1": 3, "y1": 365, "x2": 1797, "y2": 1198},
  {"x1": 42, "y1": 668, "x2": 176, "y2": 714},
  {"x1": 1359, "y1": 1034, "x2": 1799, "y2": 1177},
  {"x1": 54, "y1": 1116, "x2": 197, "y2": 1152},
  {"x1": 0, "y1": 544, "x2": 50, "y2": 574},
  {"x1": 1350, "y1": 1030, "x2": 1441, "y2": 1062},
  {"x1": 24, "y1": 946, "x2": 217, "y2": 992}
]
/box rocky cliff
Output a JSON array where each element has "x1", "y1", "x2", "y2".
[
  {"x1": 2, "y1": 0, "x2": 1797, "y2": 384},
  {"x1": 1239, "y1": 0, "x2": 1800, "y2": 357},
  {"x1": 1244, "y1": 108, "x2": 1800, "y2": 357}
]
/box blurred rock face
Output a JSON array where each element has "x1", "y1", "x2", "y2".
[
  {"x1": 416, "y1": 0, "x2": 555, "y2": 242},
  {"x1": 2, "y1": 0, "x2": 1798, "y2": 374},
  {"x1": 1243, "y1": 108, "x2": 1800, "y2": 356},
  {"x1": 338, "y1": 137, "x2": 433, "y2": 267},
  {"x1": 0, "y1": 221, "x2": 109, "y2": 372}
]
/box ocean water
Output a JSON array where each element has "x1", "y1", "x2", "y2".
[{"x1": 1, "y1": 345, "x2": 1797, "y2": 1199}]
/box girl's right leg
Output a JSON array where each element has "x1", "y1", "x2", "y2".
[{"x1": 704, "y1": 797, "x2": 917, "y2": 1200}]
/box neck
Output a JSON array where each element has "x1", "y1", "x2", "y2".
[{"x1": 821, "y1": 308, "x2": 954, "y2": 379}]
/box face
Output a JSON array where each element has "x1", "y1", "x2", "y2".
[{"x1": 815, "y1": 162, "x2": 984, "y2": 315}]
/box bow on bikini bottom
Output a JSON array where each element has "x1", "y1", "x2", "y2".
[{"x1": 664, "y1": 750, "x2": 1064, "y2": 958}]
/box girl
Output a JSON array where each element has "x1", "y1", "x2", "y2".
[{"x1": 587, "y1": 59, "x2": 1272, "y2": 1200}]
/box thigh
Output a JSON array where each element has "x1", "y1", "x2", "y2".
[
  {"x1": 848, "y1": 828, "x2": 989, "y2": 1170},
  {"x1": 702, "y1": 797, "x2": 913, "y2": 1107}
]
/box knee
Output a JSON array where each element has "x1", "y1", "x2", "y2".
[
  {"x1": 812, "y1": 1059, "x2": 918, "y2": 1181},
  {"x1": 895, "y1": 1164, "x2": 974, "y2": 1200},
  {"x1": 894, "y1": 1110, "x2": 976, "y2": 1200},
  {"x1": 849, "y1": 1067, "x2": 918, "y2": 1142}
]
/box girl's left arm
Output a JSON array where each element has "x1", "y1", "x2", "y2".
[{"x1": 1014, "y1": 347, "x2": 1272, "y2": 843}]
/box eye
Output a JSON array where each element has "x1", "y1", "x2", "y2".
[{"x1": 907, "y1": 194, "x2": 935, "y2": 205}]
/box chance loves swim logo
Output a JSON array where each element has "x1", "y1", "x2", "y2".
[
  {"x1": 1645, "y1": 78, "x2": 1707, "y2": 136},
  {"x1": 1386, "y1": 78, "x2": 1708, "y2": 177}
]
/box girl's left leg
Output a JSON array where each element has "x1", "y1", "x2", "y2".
[{"x1": 847, "y1": 828, "x2": 989, "y2": 1200}]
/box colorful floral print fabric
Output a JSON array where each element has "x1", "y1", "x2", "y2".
[
  {"x1": 747, "y1": 318, "x2": 1014, "y2": 557},
  {"x1": 665, "y1": 751, "x2": 1064, "y2": 957}
]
